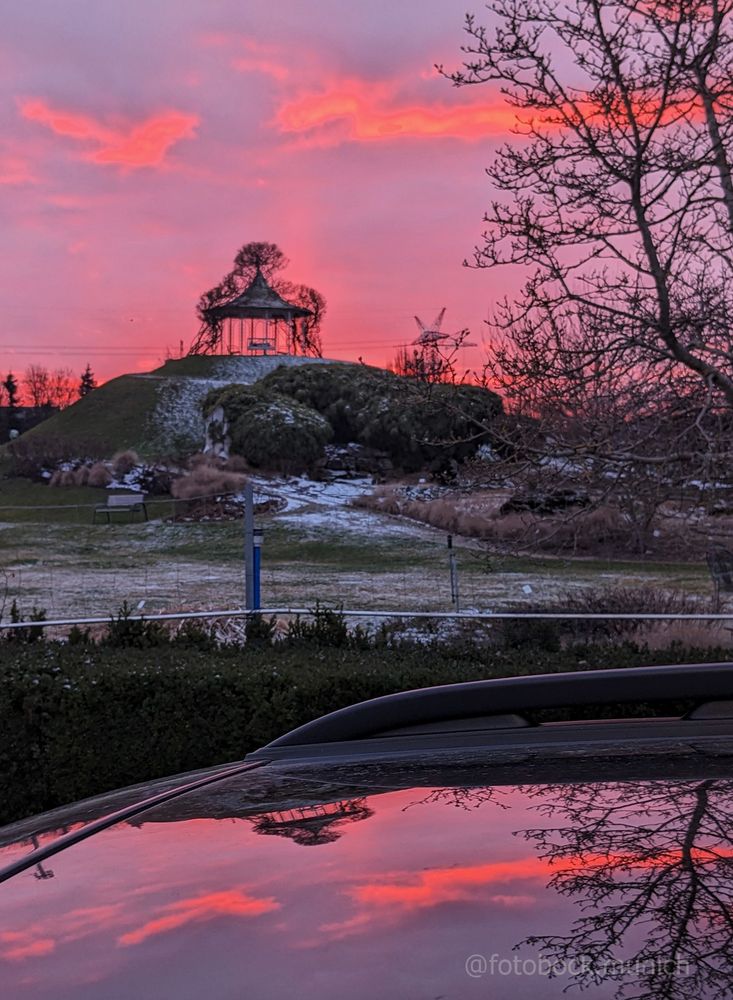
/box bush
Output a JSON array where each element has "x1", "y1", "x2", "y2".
[
  {"x1": 285, "y1": 605, "x2": 351, "y2": 647},
  {"x1": 484, "y1": 506, "x2": 634, "y2": 554},
  {"x1": 73, "y1": 465, "x2": 90, "y2": 487},
  {"x1": 7, "y1": 437, "x2": 112, "y2": 480},
  {"x1": 87, "y1": 461, "x2": 112, "y2": 488},
  {"x1": 111, "y1": 449, "x2": 140, "y2": 477},
  {"x1": 101, "y1": 602, "x2": 168, "y2": 649},
  {"x1": 171, "y1": 464, "x2": 247, "y2": 501},
  {"x1": 4, "y1": 600, "x2": 46, "y2": 643},
  {"x1": 0, "y1": 638, "x2": 728, "y2": 826},
  {"x1": 258, "y1": 363, "x2": 502, "y2": 472},
  {"x1": 203, "y1": 384, "x2": 333, "y2": 472}
]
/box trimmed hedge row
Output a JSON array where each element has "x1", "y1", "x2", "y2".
[{"x1": 0, "y1": 640, "x2": 729, "y2": 826}]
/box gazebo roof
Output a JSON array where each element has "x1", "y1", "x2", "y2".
[{"x1": 207, "y1": 269, "x2": 312, "y2": 321}]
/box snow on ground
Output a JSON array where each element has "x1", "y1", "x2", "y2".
[
  {"x1": 279, "y1": 504, "x2": 441, "y2": 540},
  {"x1": 209, "y1": 355, "x2": 333, "y2": 382},
  {"x1": 152, "y1": 377, "x2": 225, "y2": 452},
  {"x1": 248, "y1": 474, "x2": 444, "y2": 540},
  {"x1": 250, "y1": 475, "x2": 374, "y2": 510}
]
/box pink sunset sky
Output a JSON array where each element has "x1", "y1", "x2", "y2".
[{"x1": 0, "y1": 0, "x2": 517, "y2": 383}]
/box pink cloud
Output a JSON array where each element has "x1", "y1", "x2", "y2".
[
  {"x1": 0, "y1": 903, "x2": 127, "y2": 963},
  {"x1": 19, "y1": 98, "x2": 199, "y2": 168},
  {"x1": 1, "y1": 937, "x2": 55, "y2": 961},
  {"x1": 350, "y1": 857, "x2": 546, "y2": 911},
  {"x1": 232, "y1": 55, "x2": 289, "y2": 82},
  {"x1": 275, "y1": 79, "x2": 518, "y2": 145},
  {"x1": 118, "y1": 889, "x2": 280, "y2": 947},
  {"x1": 201, "y1": 31, "x2": 289, "y2": 82},
  {"x1": 311, "y1": 857, "x2": 545, "y2": 944},
  {"x1": 0, "y1": 150, "x2": 35, "y2": 185}
]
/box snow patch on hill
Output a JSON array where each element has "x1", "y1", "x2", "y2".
[{"x1": 150, "y1": 355, "x2": 337, "y2": 453}]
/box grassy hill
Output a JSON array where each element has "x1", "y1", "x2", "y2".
[
  {"x1": 20, "y1": 375, "x2": 161, "y2": 453},
  {"x1": 17, "y1": 355, "x2": 337, "y2": 458}
]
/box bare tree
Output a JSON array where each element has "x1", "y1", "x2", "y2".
[
  {"x1": 23, "y1": 365, "x2": 76, "y2": 411},
  {"x1": 518, "y1": 778, "x2": 733, "y2": 1000},
  {"x1": 48, "y1": 368, "x2": 75, "y2": 409},
  {"x1": 438, "y1": 0, "x2": 733, "y2": 549},
  {"x1": 279, "y1": 282, "x2": 326, "y2": 357},
  {"x1": 23, "y1": 365, "x2": 51, "y2": 409},
  {"x1": 445, "y1": 0, "x2": 733, "y2": 409},
  {"x1": 389, "y1": 329, "x2": 475, "y2": 384}
]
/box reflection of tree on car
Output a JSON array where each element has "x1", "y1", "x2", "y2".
[
  {"x1": 516, "y1": 779, "x2": 733, "y2": 1000},
  {"x1": 396, "y1": 774, "x2": 733, "y2": 999}
]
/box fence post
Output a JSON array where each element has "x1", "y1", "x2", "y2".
[{"x1": 448, "y1": 534, "x2": 460, "y2": 612}]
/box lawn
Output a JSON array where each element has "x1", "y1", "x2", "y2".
[{"x1": 0, "y1": 474, "x2": 716, "y2": 622}]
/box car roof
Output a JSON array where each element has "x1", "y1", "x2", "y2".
[
  {"x1": 2, "y1": 662, "x2": 733, "y2": 884},
  {"x1": 2, "y1": 735, "x2": 733, "y2": 999}
]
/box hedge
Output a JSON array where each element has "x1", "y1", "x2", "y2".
[{"x1": 0, "y1": 639, "x2": 729, "y2": 827}]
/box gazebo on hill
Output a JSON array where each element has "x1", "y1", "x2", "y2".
[{"x1": 195, "y1": 268, "x2": 313, "y2": 356}]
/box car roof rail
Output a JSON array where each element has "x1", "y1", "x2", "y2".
[{"x1": 252, "y1": 663, "x2": 733, "y2": 753}]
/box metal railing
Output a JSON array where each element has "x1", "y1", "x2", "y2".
[{"x1": 1, "y1": 607, "x2": 733, "y2": 632}]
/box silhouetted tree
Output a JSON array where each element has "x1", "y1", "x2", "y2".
[
  {"x1": 446, "y1": 0, "x2": 733, "y2": 413},
  {"x1": 389, "y1": 330, "x2": 473, "y2": 384},
  {"x1": 281, "y1": 282, "x2": 326, "y2": 357},
  {"x1": 78, "y1": 363, "x2": 97, "y2": 398},
  {"x1": 23, "y1": 365, "x2": 51, "y2": 409},
  {"x1": 191, "y1": 241, "x2": 326, "y2": 358},
  {"x1": 48, "y1": 368, "x2": 75, "y2": 409},
  {"x1": 2, "y1": 372, "x2": 19, "y2": 424},
  {"x1": 441, "y1": 1, "x2": 733, "y2": 545},
  {"x1": 23, "y1": 365, "x2": 75, "y2": 410}
]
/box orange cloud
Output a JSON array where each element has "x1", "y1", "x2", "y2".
[
  {"x1": 351, "y1": 857, "x2": 547, "y2": 911},
  {"x1": 19, "y1": 99, "x2": 198, "y2": 168},
  {"x1": 312, "y1": 857, "x2": 546, "y2": 944},
  {"x1": 118, "y1": 889, "x2": 280, "y2": 947},
  {"x1": 275, "y1": 80, "x2": 518, "y2": 144},
  {"x1": 0, "y1": 903, "x2": 125, "y2": 962}
]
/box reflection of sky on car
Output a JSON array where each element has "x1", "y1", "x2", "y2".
[{"x1": 0, "y1": 780, "x2": 696, "y2": 1000}]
